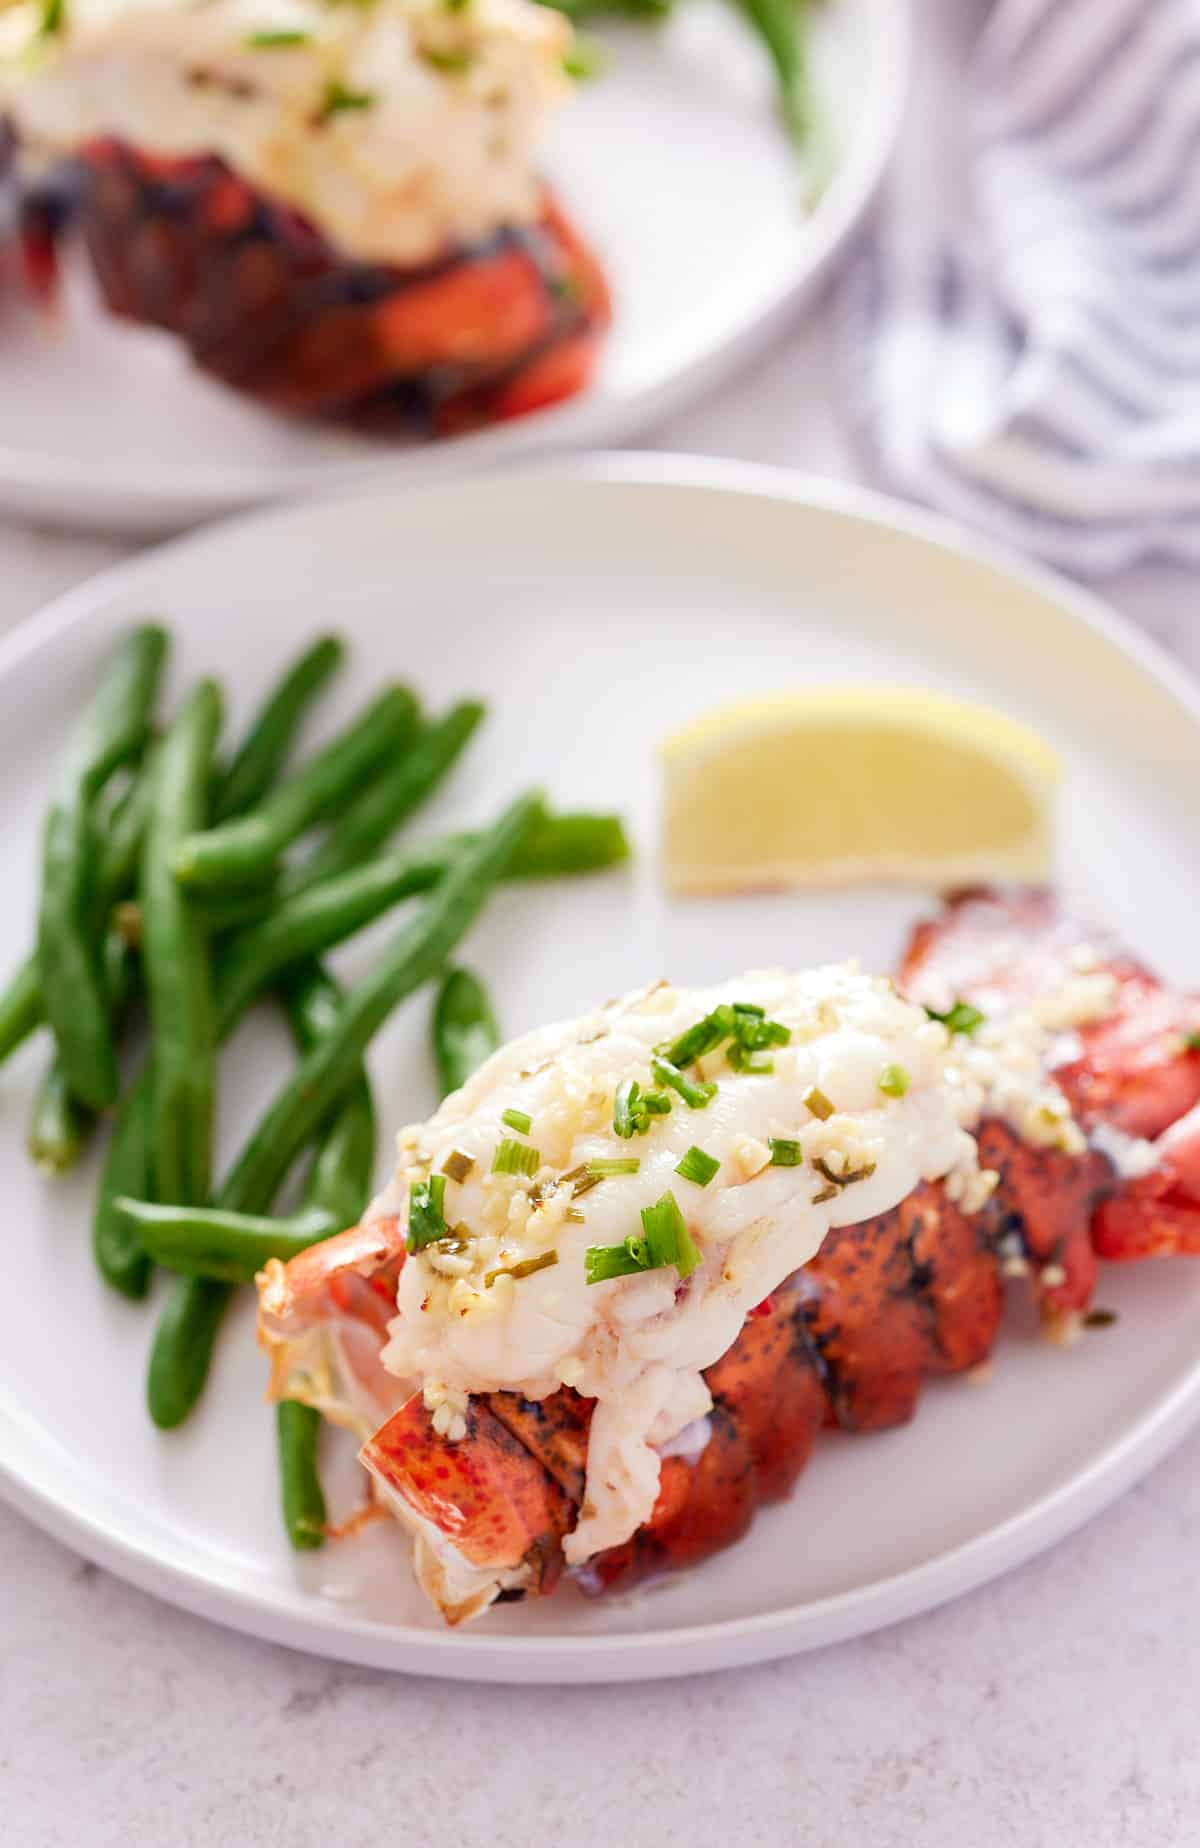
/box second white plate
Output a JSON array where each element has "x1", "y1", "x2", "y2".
[
  {"x1": 3, "y1": 455, "x2": 1200, "y2": 1683},
  {"x1": 0, "y1": 0, "x2": 908, "y2": 534}
]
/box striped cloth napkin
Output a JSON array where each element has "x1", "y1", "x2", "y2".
[{"x1": 846, "y1": 0, "x2": 1200, "y2": 576}]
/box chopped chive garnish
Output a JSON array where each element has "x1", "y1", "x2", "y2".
[
  {"x1": 585, "y1": 1243, "x2": 649, "y2": 1284},
  {"x1": 586, "y1": 1157, "x2": 641, "y2": 1177},
  {"x1": 924, "y1": 999, "x2": 985, "y2": 1036},
  {"x1": 407, "y1": 1174, "x2": 448, "y2": 1251},
  {"x1": 641, "y1": 1190, "x2": 701, "y2": 1278},
  {"x1": 443, "y1": 0, "x2": 471, "y2": 10},
  {"x1": 40, "y1": 0, "x2": 65, "y2": 35},
  {"x1": 441, "y1": 1149, "x2": 475, "y2": 1183},
  {"x1": 813, "y1": 1155, "x2": 877, "y2": 1188},
  {"x1": 571, "y1": 1173, "x2": 601, "y2": 1199},
  {"x1": 878, "y1": 1064, "x2": 910, "y2": 1098},
  {"x1": 613, "y1": 1078, "x2": 671, "y2": 1138},
  {"x1": 420, "y1": 46, "x2": 472, "y2": 72},
  {"x1": 658, "y1": 1005, "x2": 735, "y2": 1069},
  {"x1": 492, "y1": 1138, "x2": 539, "y2": 1177},
  {"x1": 318, "y1": 80, "x2": 375, "y2": 119},
  {"x1": 768, "y1": 1138, "x2": 804, "y2": 1167},
  {"x1": 502, "y1": 1107, "x2": 533, "y2": 1135},
  {"x1": 485, "y1": 1249, "x2": 558, "y2": 1287},
  {"x1": 812, "y1": 1184, "x2": 839, "y2": 1204},
  {"x1": 658, "y1": 1002, "x2": 790, "y2": 1075},
  {"x1": 804, "y1": 1086, "x2": 834, "y2": 1121},
  {"x1": 613, "y1": 1077, "x2": 641, "y2": 1138},
  {"x1": 246, "y1": 27, "x2": 311, "y2": 46},
  {"x1": 564, "y1": 1207, "x2": 585, "y2": 1224},
  {"x1": 727, "y1": 1042, "x2": 775, "y2": 1074},
  {"x1": 625, "y1": 1232, "x2": 651, "y2": 1269},
  {"x1": 652, "y1": 1057, "x2": 717, "y2": 1110},
  {"x1": 676, "y1": 1146, "x2": 720, "y2": 1187},
  {"x1": 585, "y1": 1190, "x2": 700, "y2": 1285},
  {"x1": 1184, "y1": 1033, "x2": 1200, "y2": 1053},
  {"x1": 563, "y1": 38, "x2": 605, "y2": 79}
]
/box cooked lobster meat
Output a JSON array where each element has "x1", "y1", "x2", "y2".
[
  {"x1": 0, "y1": 0, "x2": 609, "y2": 431},
  {"x1": 257, "y1": 889, "x2": 1200, "y2": 1623}
]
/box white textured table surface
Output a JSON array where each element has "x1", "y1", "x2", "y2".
[{"x1": 5, "y1": 283, "x2": 1200, "y2": 1848}]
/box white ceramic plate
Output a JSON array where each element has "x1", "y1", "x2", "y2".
[
  {"x1": 4, "y1": 454, "x2": 1200, "y2": 1685},
  {"x1": 0, "y1": 0, "x2": 908, "y2": 536}
]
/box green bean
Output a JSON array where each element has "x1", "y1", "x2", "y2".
[
  {"x1": 0, "y1": 755, "x2": 158, "y2": 1070},
  {"x1": 433, "y1": 967, "x2": 501, "y2": 1097},
  {"x1": 284, "y1": 963, "x2": 376, "y2": 1229},
  {"x1": 283, "y1": 701, "x2": 485, "y2": 895},
  {"x1": 94, "y1": 864, "x2": 391, "y2": 1297},
  {"x1": 537, "y1": 0, "x2": 670, "y2": 18},
  {"x1": 219, "y1": 791, "x2": 539, "y2": 1218},
  {"x1": 276, "y1": 1401, "x2": 327, "y2": 1551},
  {"x1": 97, "y1": 760, "x2": 158, "y2": 902},
  {"x1": 0, "y1": 956, "x2": 44, "y2": 1062},
  {"x1": 506, "y1": 810, "x2": 631, "y2": 878},
  {"x1": 146, "y1": 796, "x2": 534, "y2": 1428},
  {"x1": 93, "y1": 1068, "x2": 155, "y2": 1298},
  {"x1": 142, "y1": 681, "x2": 222, "y2": 1207},
  {"x1": 174, "y1": 686, "x2": 418, "y2": 891},
  {"x1": 127, "y1": 970, "x2": 378, "y2": 1283},
  {"x1": 212, "y1": 636, "x2": 345, "y2": 824},
  {"x1": 146, "y1": 1274, "x2": 232, "y2": 1431},
  {"x1": 27, "y1": 1063, "x2": 91, "y2": 1175},
  {"x1": 212, "y1": 844, "x2": 453, "y2": 1033},
  {"x1": 37, "y1": 797, "x2": 113, "y2": 1108},
  {"x1": 72, "y1": 624, "x2": 169, "y2": 797},
  {"x1": 37, "y1": 628, "x2": 168, "y2": 1110},
  {"x1": 177, "y1": 799, "x2": 626, "y2": 938},
  {"x1": 116, "y1": 1197, "x2": 337, "y2": 1281},
  {"x1": 28, "y1": 935, "x2": 138, "y2": 1175},
  {"x1": 277, "y1": 962, "x2": 377, "y2": 1551},
  {"x1": 727, "y1": 0, "x2": 812, "y2": 145}
]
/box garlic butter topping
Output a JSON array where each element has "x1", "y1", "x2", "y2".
[
  {"x1": 0, "y1": 0, "x2": 572, "y2": 266},
  {"x1": 371, "y1": 965, "x2": 984, "y2": 1564}
]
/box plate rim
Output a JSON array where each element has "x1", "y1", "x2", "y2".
[
  {"x1": 0, "y1": 0, "x2": 912, "y2": 534},
  {"x1": 4, "y1": 449, "x2": 1200, "y2": 1683}
]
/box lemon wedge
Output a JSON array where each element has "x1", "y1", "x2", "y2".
[{"x1": 660, "y1": 687, "x2": 1060, "y2": 895}]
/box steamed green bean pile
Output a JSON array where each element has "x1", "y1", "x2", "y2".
[{"x1": 6, "y1": 626, "x2": 630, "y2": 1547}]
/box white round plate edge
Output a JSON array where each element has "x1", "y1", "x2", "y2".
[
  {"x1": 0, "y1": 0, "x2": 912, "y2": 535},
  {"x1": 3, "y1": 451, "x2": 1200, "y2": 1684}
]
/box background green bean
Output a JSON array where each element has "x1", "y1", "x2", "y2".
[
  {"x1": 212, "y1": 844, "x2": 454, "y2": 1032},
  {"x1": 276, "y1": 961, "x2": 379, "y2": 1550},
  {"x1": 68, "y1": 624, "x2": 168, "y2": 798},
  {"x1": 146, "y1": 1274, "x2": 232, "y2": 1430},
  {"x1": 146, "y1": 795, "x2": 535, "y2": 1426},
  {"x1": 276, "y1": 1401, "x2": 327, "y2": 1551},
  {"x1": 93, "y1": 1068, "x2": 155, "y2": 1298},
  {"x1": 117, "y1": 1198, "x2": 337, "y2": 1281},
  {"x1": 28, "y1": 935, "x2": 138, "y2": 1176},
  {"x1": 219, "y1": 792, "x2": 538, "y2": 1218},
  {"x1": 37, "y1": 630, "x2": 167, "y2": 1111},
  {"x1": 174, "y1": 685, "x2": 418, "y2": 890},
  {"x1": 26, "y1": 1063, "x2": 91, "y2": 1175},
  {"x1": 433, "y1": 967, "x2": 501, "y2": 1097},
  {"x1": 141, "y1": 681, "x2": 222, "y2": 1207},
  {"x1": 0, "y1": 957, "x2": 44, "y2": 1063},
  {"x1": 284, "y1": 701, "x2": 485, "y2": 894},
  {"x1": 212, "y1": 635, "x2": 345, "y2": 823}
]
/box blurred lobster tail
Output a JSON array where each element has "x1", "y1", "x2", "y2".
[{"x1": 13, "y1": 138, "x2": 610, "y2": 430}]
